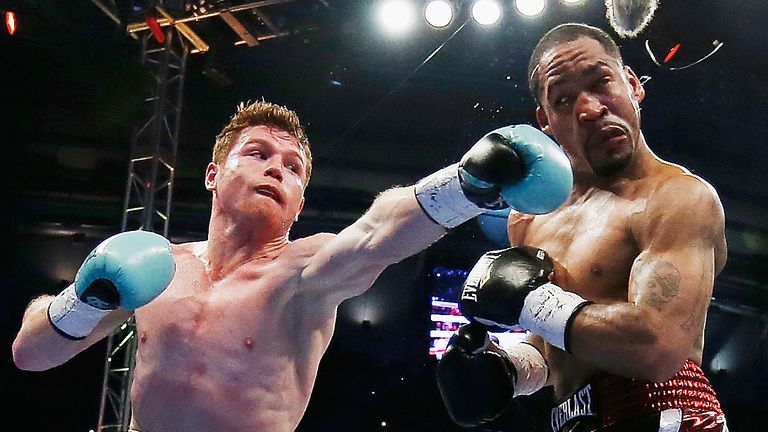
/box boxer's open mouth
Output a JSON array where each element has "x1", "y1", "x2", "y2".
[{"x1": 254, "y1": 185, "x2": 283, "y2": 203}]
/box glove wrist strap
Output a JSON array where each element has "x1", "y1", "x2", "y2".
[
  {"x1": 48, "y1": 284, "x2": 111, "y2": 340},
  {"x1": 415, "y1": 163, "x2": 485, "y2": 228},
  {"x1": 499, "y1": 341, "x2": 548, "y2": 397},
  {"x1": 518, "y1": 282, "x2": 590, "y2": 352}
]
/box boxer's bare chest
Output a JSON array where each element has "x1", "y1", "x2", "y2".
[
  {"x1": 128, "y1": 244, "x2": 338, "y2": 431},
  {"x1": 520, "y1": 187, "x2": 645, "y2": 302},
  {"x1": 132, "y1": 249, "x2": 331, "y2": 387},
  {"x1": 139, "y1": 258, "x2": 292, "y2": 349},
  {"x1": 515, "y1": 187, "x2": 650, "y2": 397}
]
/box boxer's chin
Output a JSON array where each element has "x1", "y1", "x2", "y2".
[{"x1": 592, "y1": 152, "x2": 633, "y2": 177}]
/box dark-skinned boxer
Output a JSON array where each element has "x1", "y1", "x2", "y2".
[{"x1": 436, "y1": 23, "x2": 728, "y2": 432}]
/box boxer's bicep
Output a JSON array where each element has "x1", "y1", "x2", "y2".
[
  {"x1": 629, "y1": 247, "x2": 714, "y2": 342},
  {"x1": 628, "y1": 175, "x2": 723, "y2": 345},
  {"x1": 299, "y1": 227, "x2": 383, "y2": 302}
]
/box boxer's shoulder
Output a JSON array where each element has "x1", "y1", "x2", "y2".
[
  {"x1": 646, "y1": 160, "x2": 721, "y2": 202},
  {"x1": 285, "y1": 232, "x2": 336, "y2": 256},
  {"x1": 642, "y1": 168, "x2": 723, "y2": 220},
  {"x1": 162, "y1": 241, "x2": 208, "y2": 272},
  {"x1": 618, "y1": 161, "x2": 722, "y2": 227},
  {"x1": 171, "y1": 240, "x2": 203, "y2": 256}
]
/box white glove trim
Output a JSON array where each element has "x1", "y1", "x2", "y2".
[
  {"x1": 501, "y1": 341, "x2": 549, "y2": 397},
  {"x1": 48, "y1": 284, "x2": 110, "y2": 340},
  {"x1": 519, "y1": 282, "x2": 589, "y2": 351},
  {"x1": 415, "y1": 163, "x2": 484, "y2": 229}
]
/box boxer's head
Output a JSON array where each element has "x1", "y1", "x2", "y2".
[
  {"x1": 528, "y1": 23, "x2": 645, "y2": 178},
  {"x1": 214, "y1": 100, "x2": 313, "y2": 183},
  {"x1": 527, "y1": 23, "x2": 624, "y2": 107}
]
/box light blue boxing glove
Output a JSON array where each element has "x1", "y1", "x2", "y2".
[
  {"x1": 492, "y1": 124, "x2": 573, "y2": 214},
  {"x1": 48, "y1": 230, "x2": 176, "y2": 340},
  {"x1": 415, "y1": 124, "x2": 573, "y2": 228}
]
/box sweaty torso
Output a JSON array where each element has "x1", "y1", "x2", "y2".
[
  {"x1": 130, "y1": 234, "x2": 337, "y2": 432},
  {"x1": 509, "y1": 169, "x2": 706, "y2": 401}
]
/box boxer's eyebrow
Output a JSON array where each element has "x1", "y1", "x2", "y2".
[
  {"x1": 546, "y1": 60, "x2": 613, "y2": 93},
  {"x1": 243, "y1": 138, "x2": 307, "y2": 173}
]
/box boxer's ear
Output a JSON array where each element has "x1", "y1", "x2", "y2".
[
  {"x1": 205, "y1": 163, "x2": 218, "y2": 191},
  {"x1": 624, "y1": 66, "x2": 645, "y2": 104},
  {"x1": 536, "y1": 106, "x2": 552, "y2": 136}
]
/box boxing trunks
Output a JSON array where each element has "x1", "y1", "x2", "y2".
[{"x1": 549, "y1": 360, "x2": 728, "y2": 432}]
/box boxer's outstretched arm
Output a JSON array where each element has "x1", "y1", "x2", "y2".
[
  {"x1": 301, "y1": 125, "x2": 572, "y2": 304},
  {"x1": 568, "y1": 174, "x2": 727, "y2": 381},
  {"x1": 300, "y1": 185, "x2": 447, "y2": 303}
]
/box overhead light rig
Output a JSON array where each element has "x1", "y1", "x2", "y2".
[{"x1": 89, "y1": 0, "x2": 300, "y2": 54}]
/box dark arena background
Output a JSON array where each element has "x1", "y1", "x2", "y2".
[{"x1": 3, "y1": 0, "x2": 767, "y2": 431}]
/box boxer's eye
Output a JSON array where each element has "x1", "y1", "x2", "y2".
[
  {"x1": 593, "y1": 76, "x2": 611, "y2": 90},
  {"x1": 553, "y1": 95, "x2": 573, "y2": 108},
  {"x1": 285, "y1": 156, "x2": 304, "y2": 175}
]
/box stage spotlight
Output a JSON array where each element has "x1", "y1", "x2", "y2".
[
  {"x1": 425, "y1": 0, "x2": 453, "y2": 28},
  {"x1": 5, "y1": 11, "x2": 17, "y2": 35},
  {"x1": 515, "y1": 0, "x2": 546, "y2": 17},
  {"x1": 472, "y1": 0, "x2": 502, "y2": 26},
  {"x1": 377, "y1": 0, "x2": 416, "y2": 34}
]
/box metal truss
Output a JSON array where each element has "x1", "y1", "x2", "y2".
[
  {"x1": 96, "y1": 23, "x2": 187, "y2": 432},
  {"x1": 90, "y1": 0, "x2": 298, "y2": 53}
]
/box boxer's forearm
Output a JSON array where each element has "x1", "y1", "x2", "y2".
[
  {"x1": 13, "y1": 295, "x2": 131, "y2": 371},
  {"x1": 13, "y1": 296, "x2": 85, "y2": 370},
  {"x1": 297, "y1": 186, "x2": 448, "y2": 301},
  {"x1": 360, "y1": 122, "x2": 573, "y2": 263},
  {"x1": 356, "y1": 186, "x2": 447, "y2": 264},
  {"x1": 567, "y1": 302, "x2": 692, "y2": 382}
]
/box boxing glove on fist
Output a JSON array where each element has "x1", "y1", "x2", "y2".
[
  {"x1": 48, "y1": 230, "x2": 176, "y2": 339},
  {"x1": 415, "y1": 124, "x2": 573, "y2": 228},
  {"x1": 436, "y1": 322, "x2": 518, "y2": 428},
  {"x1": 460, "y1": 246, "x2": 590, "y2": 352}
]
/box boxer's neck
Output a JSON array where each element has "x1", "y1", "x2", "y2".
[{"x1": 204, "y1": 212, "x2": 291, "y2": 280}]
